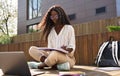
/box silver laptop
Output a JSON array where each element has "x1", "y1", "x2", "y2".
[{"x1": 0, "y1": 51, "x2": 32, "y2": 76}]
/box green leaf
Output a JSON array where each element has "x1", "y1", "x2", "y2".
[
  {"x1": 106, "y1": 25, "x2": 120, "y2": 32},
  {"x1": 0, "y1": 35, "x2": 11, "y2": 44}
]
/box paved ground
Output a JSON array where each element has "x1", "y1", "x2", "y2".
[
  {"x1": 1, "y1": 65, "x2": 120, "y2": 76},
  {"x1": 31, "y1": 65, "x2": 120, "y2": 76}
]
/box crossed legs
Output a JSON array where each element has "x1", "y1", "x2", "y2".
[{"x1": 29, "y1": 46, "x2": 75, "y2": 69}]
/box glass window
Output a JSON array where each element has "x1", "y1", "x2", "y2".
[
  {"x1": 96, "y1": 6, "x2": 106, "y2": 14},
  {"x1": 28, "y1": 0, "x2": 42, "y2": 19},
  {"x1": 68, "y1": 14, "x2": 76, "y2": 20},
  {"x1": 27, "y1": 24, "x2": 39, "y2": 33}
]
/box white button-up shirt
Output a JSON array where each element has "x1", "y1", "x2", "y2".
[{"x1": 48, "y1": 25, "x2": 75, "y2": 56}]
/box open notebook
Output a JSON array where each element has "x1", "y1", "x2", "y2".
[
  {"x1": 0, "y1": 51, "x2": 44, "y2": 76},
  {"x1": 38, "y1": 47, "x2": 69, "y2": 54}
]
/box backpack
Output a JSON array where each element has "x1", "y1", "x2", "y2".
[{"x1": 95, "y1": 37, "x2": 120, "y2": 67}]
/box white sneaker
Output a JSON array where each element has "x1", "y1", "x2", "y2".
[
  {"x1": 27, "y1": 61, "x2": 41, "y2": 69},
  {"x1": 57, "y1": 62, "x2": 70, "y2": 70}
]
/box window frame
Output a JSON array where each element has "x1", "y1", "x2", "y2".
[
  {"x1": 95, "y1": 6, "x2": 106, "y2": 15},
  {"x1": 68, "y1": 13, "x2": 76, "y2": 21},
  {"x1": 26, "y1": 23, "x2": 39, "y2": 33},
  {"x1": 27, "y1": 0, "x2": 42, "y2": 20}
]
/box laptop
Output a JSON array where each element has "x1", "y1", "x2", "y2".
[{"x1": 0, "y1": 51, "x2": 44, "y2": 76}]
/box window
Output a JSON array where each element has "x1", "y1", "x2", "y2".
[
  {"x1": 68, "y1": 14, "x2": 76, "y2": 20},
  {"x1": 27, "y1": 24, "x2": 39, "y2": 33},
  {"x1": 96, "y1": 6, "x2": 106, "y2": 14},
  {"x1": 28, "y1": 0, "x2": 42, "y2": 19}
]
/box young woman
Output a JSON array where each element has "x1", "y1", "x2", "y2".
[{"x1": 29, "y1": 5, "x2": 76, "y2": 69}]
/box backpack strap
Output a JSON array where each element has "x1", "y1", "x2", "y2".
[
  {"x1": 96, "y1": 42, "x2": 109, "y2": 66},
  {"x1": 114, "y1": 41, "x2": 120, "y2": 66},
  {"x1": 112, "y1": 41, "x2": 118, "y2": 65}
]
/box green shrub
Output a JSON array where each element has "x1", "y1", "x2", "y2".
[
  {"x1": 106, "y1": 25, "x2": 120, "y2": 32},
  {"x1": 0, "y1": 35, "x2": 11, "y2": 44}
]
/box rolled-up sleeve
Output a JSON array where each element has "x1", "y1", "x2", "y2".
[{"x1": 67, "y1": 26, "x2": 76, "y2": 51}]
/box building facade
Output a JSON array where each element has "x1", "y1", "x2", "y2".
[{"x1": 18, "y1": 0, "x2": 119, "y2": 34}]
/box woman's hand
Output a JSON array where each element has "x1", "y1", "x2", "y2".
[
  {"x1": 61, "y1": 45, "x2": 73, "y2": 53},
  {"x1": 61, "y1": 45, "x2": 67, "y2": 50}
]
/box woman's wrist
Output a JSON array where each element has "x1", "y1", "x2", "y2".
[
  {"x1": 66, "y1": 48, "x2": 73, "y2": 53},
  {"x1": 61, "y1": 46, "x2": 73, "y2": 53}
]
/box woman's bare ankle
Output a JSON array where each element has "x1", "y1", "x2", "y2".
[
  {"x1": 52, "y1": 64, "x2": 57, "y2": 70},
  {"x1": 40, "y1": 56, "x2": 47, "y2": 62}
]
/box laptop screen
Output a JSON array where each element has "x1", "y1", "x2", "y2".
[{"x1": 0, "y1": 51, "x2": 31, "y2": 76}]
